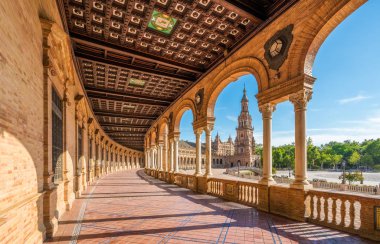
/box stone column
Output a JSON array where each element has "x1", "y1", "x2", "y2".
[
  {"x1": 144, "y1": 150, "x2": 148, "y2": 169},
  {"x1": 259, "y1": 103, "x2": 276, "y2": 185},
  {"x1": 204, "y1": 125, "x2": 213, "y2": 177},
  {"x1": 102, "y1": 146, "x2": 106, "y2": 175},
  {"x1": 126, "y1": 153, "x2": 130, "y2": 169},
  {"x1": 290, "y1": 89, "x2": 312, "y2": 189},
  {"x1": 164, "y1": 134, "x2": 168, "y2": 172},
  {"x1": 174, "y1": 137, "x2": 179, "y2": 173},
  {"x1": 169, "y1": 139, "x2": 174, "y2": 172},
  {"x1": 158, "y1": 143, "x2": 163, "y2": 170},
  {"x1": 150, "y1": 148, "x2": 154, "y2": 169},
  {"x1": 194, "y1": 128, "x2": 203, "y2": 176}
]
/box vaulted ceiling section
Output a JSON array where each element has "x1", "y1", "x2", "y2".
[{"x1": 57, "y1": 0, "x2": 296, "y2": 151}]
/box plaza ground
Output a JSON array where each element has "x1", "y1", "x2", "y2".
[{"x1": 47, "y1": 169, "x2": 373, "y2": 244}]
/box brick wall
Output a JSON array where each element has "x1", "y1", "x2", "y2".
[{"x1": 0, "y1": 0, "x2": 144, "y2": 242}]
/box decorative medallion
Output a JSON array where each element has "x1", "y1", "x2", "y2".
[
  {"x1": 264, "y1": 24, "x2": 294, "y2": 70},
  {"x1": 195, "y1": 88, "x2": 204, "y2": 114},
  {"x1": 129, "y1": 78, "x2": 145, "y2": 87},
  {"x1": 148, "y1": 10, "x2": 177, "y2": 34}
]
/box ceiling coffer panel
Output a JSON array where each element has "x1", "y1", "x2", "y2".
[{"x1": 59, "y1": 0, "x2": 294, "y2": 150}]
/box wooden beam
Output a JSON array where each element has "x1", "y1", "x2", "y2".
[
  {"x1": 70, "y1": 36, "x2": 204, "y2": 75},
  {"x1": 86, "y1": 87, "x2": 173, "y2": 106},
  {"x1": 107, "y1": 132, "x2": 145, "y2": 137},
  {"x1": 94, "y1": 110, "x2": 156, "y2": 120},
  {"x1": 101, "y1": 123, "x2": 150, "y2": 129},
  {"x1": 77, "y1": 52, "x2": 195, "y2": 82},
  {"x1": 214, "y1": 0, "x2": 265, "y2": 21}
]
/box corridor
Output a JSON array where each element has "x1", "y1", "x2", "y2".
[{"x1": 47, "y1": 170, "x2": 370, "y2": 244}]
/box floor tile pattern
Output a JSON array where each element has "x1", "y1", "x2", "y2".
[{"x1": 47, "y1": 170, "x2": 373, "y2": 244}]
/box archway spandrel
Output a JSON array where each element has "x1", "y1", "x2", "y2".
[
  {"x1": 172, "y1": 99, "x2": 196, "y2": 133},
  {"x1": 286, "y1": 0, "x2": 366, "y2": 79},
  {"x1": 204, "y1": 57, "x2": 269, "y2": 118}
]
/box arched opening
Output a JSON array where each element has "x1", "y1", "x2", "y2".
[
  {"x1": 272, "y1": 1, "x2": 380, "y2": 189},
  {"x1": 301, "y1": 0, "x2": 380, "y2": 186},
  {"x1": 177, "y1": 109, "x2": 206, "y2": 173},
  {"x1": 210, "y1": 73, "x2": 263, "y2": 178}
]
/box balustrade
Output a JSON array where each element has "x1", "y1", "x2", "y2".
[
  {"x1": 304, "y1": 190, "x2": 380, "y2": 238},
  {"x1": 145, "y1": 168, "x2": 380, "y2": 241}
]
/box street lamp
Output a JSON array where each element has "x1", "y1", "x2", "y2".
[{"x1": 342, "y1": 160, "x2": 346, "y2": 184}]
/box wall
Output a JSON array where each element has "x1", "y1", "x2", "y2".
[{"x1": 0, "y1": 0, "x2": 143, "y2": 242}]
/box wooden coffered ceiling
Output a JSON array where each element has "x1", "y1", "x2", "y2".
[{"x1": 57, "y1": 0, "x2": 296, "y2": 151}]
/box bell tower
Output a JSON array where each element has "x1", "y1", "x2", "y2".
[{"x1": 234, "y1": 85, "x2": 255, "y2": 166}]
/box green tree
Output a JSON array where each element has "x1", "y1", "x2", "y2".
[
  {"x1": 348, "y1": 151, "x2": 361, "y2": 167},
  {"x1": 361, "y1": 153, "x2": 374, "y2": 168},
  {"x1": 339, "y1": 171, "x2": 364, "y2": 185}
]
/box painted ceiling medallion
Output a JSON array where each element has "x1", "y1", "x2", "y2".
[
  {"x1": 264, "y1": 24, "x2": 294, "y2": 70},
  {"x1": 148, "y1": 10, "x2": 177, "y2": 35},
  {"x1": 269, "y1": 39, "x2": 283, "y2": 57},
  {"x1": 129, "y1": 78, "x2": 145, "y2": 87}
]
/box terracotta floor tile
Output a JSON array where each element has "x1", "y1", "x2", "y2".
[{"x1": 45, "y1": 170, "x2": 374, "y2": 244}]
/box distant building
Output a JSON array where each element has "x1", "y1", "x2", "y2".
[{"x1": 178, "y1": 87, "x2": 260, "y2": 169}]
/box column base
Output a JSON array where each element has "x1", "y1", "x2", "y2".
[
  {"x1": 258, "y1": 177, "x2": 276, "y2": 186},
  {"x1": 290, "y1": 180, "x2": 313, "y2": 190},
  {"x1": 193, "y1": 172, "x2": 203, "y2": 177},
  {"x1": 204, "y1": 172, "x2": 212, "y2": 178}
]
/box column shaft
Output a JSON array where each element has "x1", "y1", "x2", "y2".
[
  {"x1": 195, "y1": 130, "x2": 202, "y2": 176},
  {"x1": 290, "y1": 90, "x2": 312, "y2": 189},
  {"x1": 259, "y1": 104, "x2": 276, "y2": 185},
  {"x1": 174, "y1": 139, "x2": 179, "y2": 172},
  {"x1": 205, "y1": 127, "x2": 212, "y2": 176}
]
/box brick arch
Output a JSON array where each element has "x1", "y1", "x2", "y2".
[
  {"x1": 287, "y1": 0, "x2": 366, "y2": 79},
  {"x1": 172, "y1": 98, "x2": 196, "y2": 133},
  {"x1": 150, "y1": 130, "x2": 157, "y2": 147},
  {"x1": 205, "y1": 57, "x2": 269, "y2": 117},
  {"x1": 157, "y1": 118, "x2": 169, "y2": 141}
]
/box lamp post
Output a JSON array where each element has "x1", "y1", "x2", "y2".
[{"x1": 342, "y1": 160, "x2": 346, "y2": 184}]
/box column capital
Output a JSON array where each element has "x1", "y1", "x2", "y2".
[
  {"x1": 289, "y1": 89, "x2": 312, "y2": 111},
  {"x1": 169, "y1": 131, "x2": 180, "y2": 140},
  {"x1": 193, "y1": 127, "x2": 203, "y2": 135},
  {"x1": 204, "y1": 123, "x2": 213, "y2": 134},
  {"x1": 157, "y1": 139, "x2": 164, "y2": 146},
  {"x1": 259, "y1": 103, "x2": 276, "y2": 118}
]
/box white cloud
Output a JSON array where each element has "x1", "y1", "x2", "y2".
[
  {"x1": 338, "y1": 94, "x2": 371, "y2": 104},
  {"x1": 226, "y1": 115, "x2": 237, "y2": 122}
]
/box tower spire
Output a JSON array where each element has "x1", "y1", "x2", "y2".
[{"x1": 242, "y1": 83, "x2": 248, "y2": 101}]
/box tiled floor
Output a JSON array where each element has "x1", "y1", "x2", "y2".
[{"x1": 46, "y1": 170, "x2": 372, "y2": 244}]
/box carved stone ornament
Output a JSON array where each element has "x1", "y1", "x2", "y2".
[
  {"x1": 264, "y1": 24, "x2": 294, "y2": 70},
  {"x1": 289, "y1": 89, "x2": 312, "y2": 111},
  {"x1": 259, "y1": 103, "x2": 276, "y2": 119},
  {"x1": 194, "y1": 88, "x2": 204, "y2": 114}
]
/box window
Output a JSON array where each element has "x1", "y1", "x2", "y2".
[{"x1": 52, "y1": 87, "x2": 63, "y2": 182}]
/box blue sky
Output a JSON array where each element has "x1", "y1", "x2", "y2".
[{"x1": 180, "y1": 1, "x2": 380, "y2": 146}]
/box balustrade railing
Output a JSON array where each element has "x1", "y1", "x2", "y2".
[
  {"x1": 145, "y1": 168, "x2": 380, "y2": 241},
  {"x1": 207, "y1": 178, "x2": 260, "y2": 208},
  {"x1": 305, "y1": 189, "x2": 380, "y2": 240}
]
